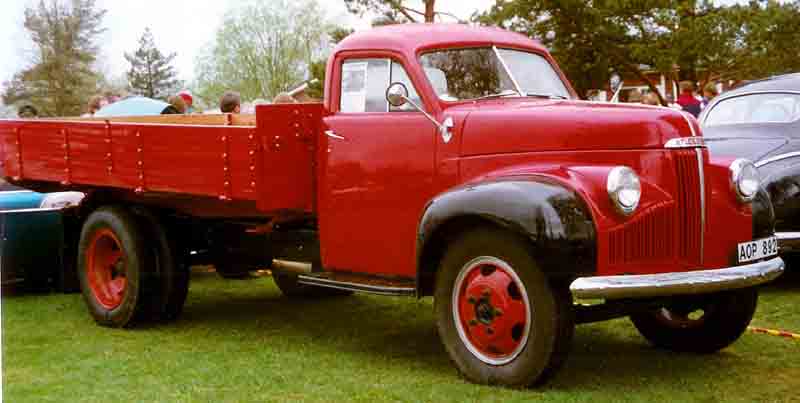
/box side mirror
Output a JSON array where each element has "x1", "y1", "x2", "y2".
[{"x1": 386, "y1": 82, "x2": 409, "y2": 107}]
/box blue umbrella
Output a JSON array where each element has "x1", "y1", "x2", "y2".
[{"x1": 94, "y1": 97, "x2": 173, "y2": 117}]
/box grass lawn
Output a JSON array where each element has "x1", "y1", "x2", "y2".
[{"x1": 3, "y1": 269, "x2": 798, "y2": 403}]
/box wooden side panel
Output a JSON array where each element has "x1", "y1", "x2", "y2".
[
  {"x1": 256, "y1": 104, "x2": 321, "y2": 213},
  {"x1": 68, "y1": 123, "x2": 113, "y2": 185}
]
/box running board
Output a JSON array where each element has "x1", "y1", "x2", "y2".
[{"x1": 297, "y1": 272, "x2": 416, "y2": 296}]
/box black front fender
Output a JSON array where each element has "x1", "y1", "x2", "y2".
[{"x1": 416, "y1": 176, "x2": 596, "y2": 295}]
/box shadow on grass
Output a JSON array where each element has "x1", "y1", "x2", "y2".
[{"x1": 163, "y1": 271, "x2": 748, "y2": 390}]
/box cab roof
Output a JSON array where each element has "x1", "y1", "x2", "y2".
[{"x1": 335, "y1": 24, "x2": 548, "y2": 56}]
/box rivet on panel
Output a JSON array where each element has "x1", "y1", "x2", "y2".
[{"x1": 250, "y1": 181, "x2": 256, "y2": 187}]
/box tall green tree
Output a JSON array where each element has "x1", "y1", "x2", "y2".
[
  {"x1": 478, "y1": 0, "x2": 800, "y2": 102},
  {"x1": 194, "y1": 0, "x2": 332, "y2": 104},
  {"x1": 125, "y1": 28, "x2": 181, "y2": 99},
  {"x1": 1, "y1": 0, "x2": 106, "y2": 116}
]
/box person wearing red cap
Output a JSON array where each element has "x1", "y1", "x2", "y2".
[{"x1": 178, "y1": 90, "x2": 194, "y2": 114}]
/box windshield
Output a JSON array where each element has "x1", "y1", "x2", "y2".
[
  {"x1": 420, "y1": 47, "x2": 571, "y2": 102},
  {"x1": 704, "y1": 93, "x2": 800, "y2": 128}
]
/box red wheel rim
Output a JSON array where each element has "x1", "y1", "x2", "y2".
[
  {"x1": 452, "y1": 256, "x2": 531, "y2": 365},
  {"x1": 86, "y1": 228, "x2": 127, "y2": 309}
]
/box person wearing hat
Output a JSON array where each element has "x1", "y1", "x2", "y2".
[
  {"x1": 178, "y1": 90, "x2": 194, "y2": 113},
  {"x1": 17, "y1": 105, "x2": 38, "y2": 118}
]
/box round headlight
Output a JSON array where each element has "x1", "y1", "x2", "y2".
[
  {"x1": 607, "y1": 166, "x2": 641, "y2": 215},
  {"x1": 730, "y1": 159, "x2": 760, "y2": 203}
]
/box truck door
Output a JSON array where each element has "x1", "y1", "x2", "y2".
[{"x1": 320, "y1": 57, "x2": 437, "y2": 277}]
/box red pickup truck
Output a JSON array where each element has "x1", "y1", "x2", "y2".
[{"x1": 0, "y1": 24, "x2": 784, "y2": 387}]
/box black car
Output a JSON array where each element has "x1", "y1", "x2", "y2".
[{"x1": 700, "y1": 73, "x2": 800, "y2": 262}]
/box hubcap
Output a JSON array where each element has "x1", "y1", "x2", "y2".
[
  {"x1": 86, "y1": 229, "x2": 127, "y2": 309},
  {"x1": 452, "y1": 256, "x2": 532, "y2": 366}
]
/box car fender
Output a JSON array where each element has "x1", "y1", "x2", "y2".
[{"x1": 415, "y1": 175, "x2": 596, "y2": 295}]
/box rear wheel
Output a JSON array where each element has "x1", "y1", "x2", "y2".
[
  {"x1": 434, "y1": 228, "x2": 574, "y2": 387},
  {"x1": 77, "y1": 206, "x2": 156, "y2": 327},
  {"x1": 630, "y1": 287, "x2": 758, "y2": 353},
  {"x1": 138, "y1": 211, "x2": 190, "y2": 321}
]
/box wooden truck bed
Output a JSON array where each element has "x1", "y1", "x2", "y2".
[{"x1": 0, "y1": 104, "x2": 322, "y2": 218}]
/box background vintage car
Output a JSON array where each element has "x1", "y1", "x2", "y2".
[
  {"x1": 0, "y1": 180, "x2": 83, "y2": 291},
  {"x1": 700, "y1": 72, "x2": 800, "y2": 265}
]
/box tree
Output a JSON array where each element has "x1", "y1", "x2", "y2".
[
  {"x1": 125, "y1": 28, "x2": 181, "y2": 99},
  {"x1": 344, "y1": 0, "x2": 460, "y2": 24},
  {"x1": 306, "y1": 27, "x2": 354, "y2": 99},
  {"x1": 1, "y1": 0, "x2": 106, "y2": 116},
  {"x1": 194, "y1": 0, "x2": 332, "y2": 104},
  {"x1": 478, "y1": 0, "x2": 800, "y2": 103}
]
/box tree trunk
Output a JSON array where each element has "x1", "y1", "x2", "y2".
[{"x1": 425, "y1": 0, "x2": 435, "y2": 23}]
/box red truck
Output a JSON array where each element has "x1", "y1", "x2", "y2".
[{"x1": 0, "y1": 24, "x2": 785, "y2": 387}]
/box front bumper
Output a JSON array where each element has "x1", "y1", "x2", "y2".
[
  {"x1": 570, "y1": 257, "x2": 784, "y2": 299},
  {"x1": 777, "y1": 232, "x2": 800, "y2": 254}
]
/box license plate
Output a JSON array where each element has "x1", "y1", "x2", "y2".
[{"x1": 738, "y1": 236, "x2": 778, "y2": 263}]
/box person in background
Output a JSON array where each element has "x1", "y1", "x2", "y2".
[
  {"x1": 626, "y1": 89, "x2": 643, "y2": 103},
  {"x1": 642, "y1": 93, "x2": 660, "y2": 106},
  {"x1": 677, "y1": 81, "x2": 702, "y2": 117},
  {"x1": 273, "y1": 92, "x2": 296, "y2": 104},
  {"x1": 17, "y1": 105, "x2": 38, "y2": 118},
  {"x1": 178, "y1": 90, "x2": 194, "y2": 113},
  {"x1": 167, "y1": 95, "x2": 187, "y2": 114},
  {"x1": 701, "y1": 83, "x2": 719, "y2": 109},
  {"x1": 84, "y1": 95, "x2": 108, "y2": 116},
  {"x1": 220, "y1": 91, "x2": 241, "y2": 113}
]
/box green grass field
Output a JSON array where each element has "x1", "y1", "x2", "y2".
[{"x1": 3, "y1": 270, "x2": 798, "y2": 403}]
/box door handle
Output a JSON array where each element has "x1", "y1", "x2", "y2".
[{"x1": 325, "y1": 130, "x2": 346, "y2": 140}]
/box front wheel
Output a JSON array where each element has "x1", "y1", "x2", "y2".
[
  {"x1": 434, "y1": 228, "x2": 574, "y2": 387},
  {"x1": 630, "y1": 287, "x2": 758, "y2": 353}
]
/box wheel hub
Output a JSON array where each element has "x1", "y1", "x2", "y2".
[
  {"x1": 453, "y1": 256, "x2": 532, "y2": 366},
  {"x1": 86, "y1": 229, "x2": 127, "y2": 310}
]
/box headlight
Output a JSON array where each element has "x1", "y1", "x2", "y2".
[
  {"x1": 607, "y1": 166, "x2": 641, "y2": 216},
  {"x1": 730, "y1": 159, "x2": 759, "y2": 203},
  {"x1": 39, "y1": 192, "x2": 85, "y2": 209}
]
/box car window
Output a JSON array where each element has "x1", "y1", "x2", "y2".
[
  {"x1": 705, "y1": 93, "x2": 800, "y2": 126},
  {"x1": 340, "y1": 58, "x2": 421, "y2": 113}
]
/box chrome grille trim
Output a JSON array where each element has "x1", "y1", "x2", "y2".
[{"x1": 695, "y1": 148, "x2": 706, "y2": 263}]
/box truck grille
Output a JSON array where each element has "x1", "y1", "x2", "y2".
[
  {"x1": 609, "y1": 203, "x2": 675, "y2": 265},
  {"x1": 673, "y1": 149, "x2": 703, "y2": 263},
  {"x1": 608, "y1": 149, "x2": 705, "y2": 266}
]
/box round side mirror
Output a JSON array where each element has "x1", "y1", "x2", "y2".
[{"x1": 386, "y1": 82, "x2": 409, "y2": 107}]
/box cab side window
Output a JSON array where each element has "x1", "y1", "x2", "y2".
[{"x1": 340, "y1": 58, "x2": 421, "y2": 113}]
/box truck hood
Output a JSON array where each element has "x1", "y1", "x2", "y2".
[{"x1": 456, "y1": 100, "x2": 692, "y2": 156}]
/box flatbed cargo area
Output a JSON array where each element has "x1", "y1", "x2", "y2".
[{"x1": 0, "y1": 104, "x2": 322, "y2": 218}]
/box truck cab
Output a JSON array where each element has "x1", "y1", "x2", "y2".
[{"x1": 0, "y1": 24, "x2": 784, "y2": 388}]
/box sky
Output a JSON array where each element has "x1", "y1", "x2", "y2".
[{"x1": 0, "y1": 0, "x2": 497, "y2": 87}]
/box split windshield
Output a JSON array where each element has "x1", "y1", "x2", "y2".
[{"x1": 419, "y1": 47, "x2": 571, "y2": 102}]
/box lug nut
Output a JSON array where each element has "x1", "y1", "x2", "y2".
[
  {"x1": 494, "y1": 308, "x2": 503, "y2": 317},
  {"x1": 486, "y1": 328, "x2": 494, "y2": 335},
  {"x1": 467, "y1": 297, "x2": 476, "y2": 304},
  {"x1": 468, "y1": 320, "x2": 477, "y2": 326}
]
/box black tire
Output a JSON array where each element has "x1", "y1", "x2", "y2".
[
  {"x1": 214, "y1": 263, "x2": 253, "y2": 279},
  {"x1": 630, "y1": 287, "x2": 758, "y2": 353},
  {"x1": 137, "y1": 211, "x2": 190, "y2": 321},
  {"x1": 434, "y1": 228, "x2": 574, "y2": 387},
  {"x1": 272, "y1": 271, "x2": 354, "y2": 298},
  {"x1": 77, "y1": 206, "x2": 157, "y2": 328}
]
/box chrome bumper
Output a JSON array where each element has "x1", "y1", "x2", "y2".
[
  {"x1": 570, "y1": 257, "x2": 784, "y2": 299},
  {"x1": 777, "y1": 232, "x2": 800, "y2": 254}
]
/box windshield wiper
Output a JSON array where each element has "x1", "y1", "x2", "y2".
[
  {"x1": 525, "y1": 93, "x2": 568, "y2": 100},
  {"x1": 474, "y1": 89, "x2": 522, "y2": 101}
]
